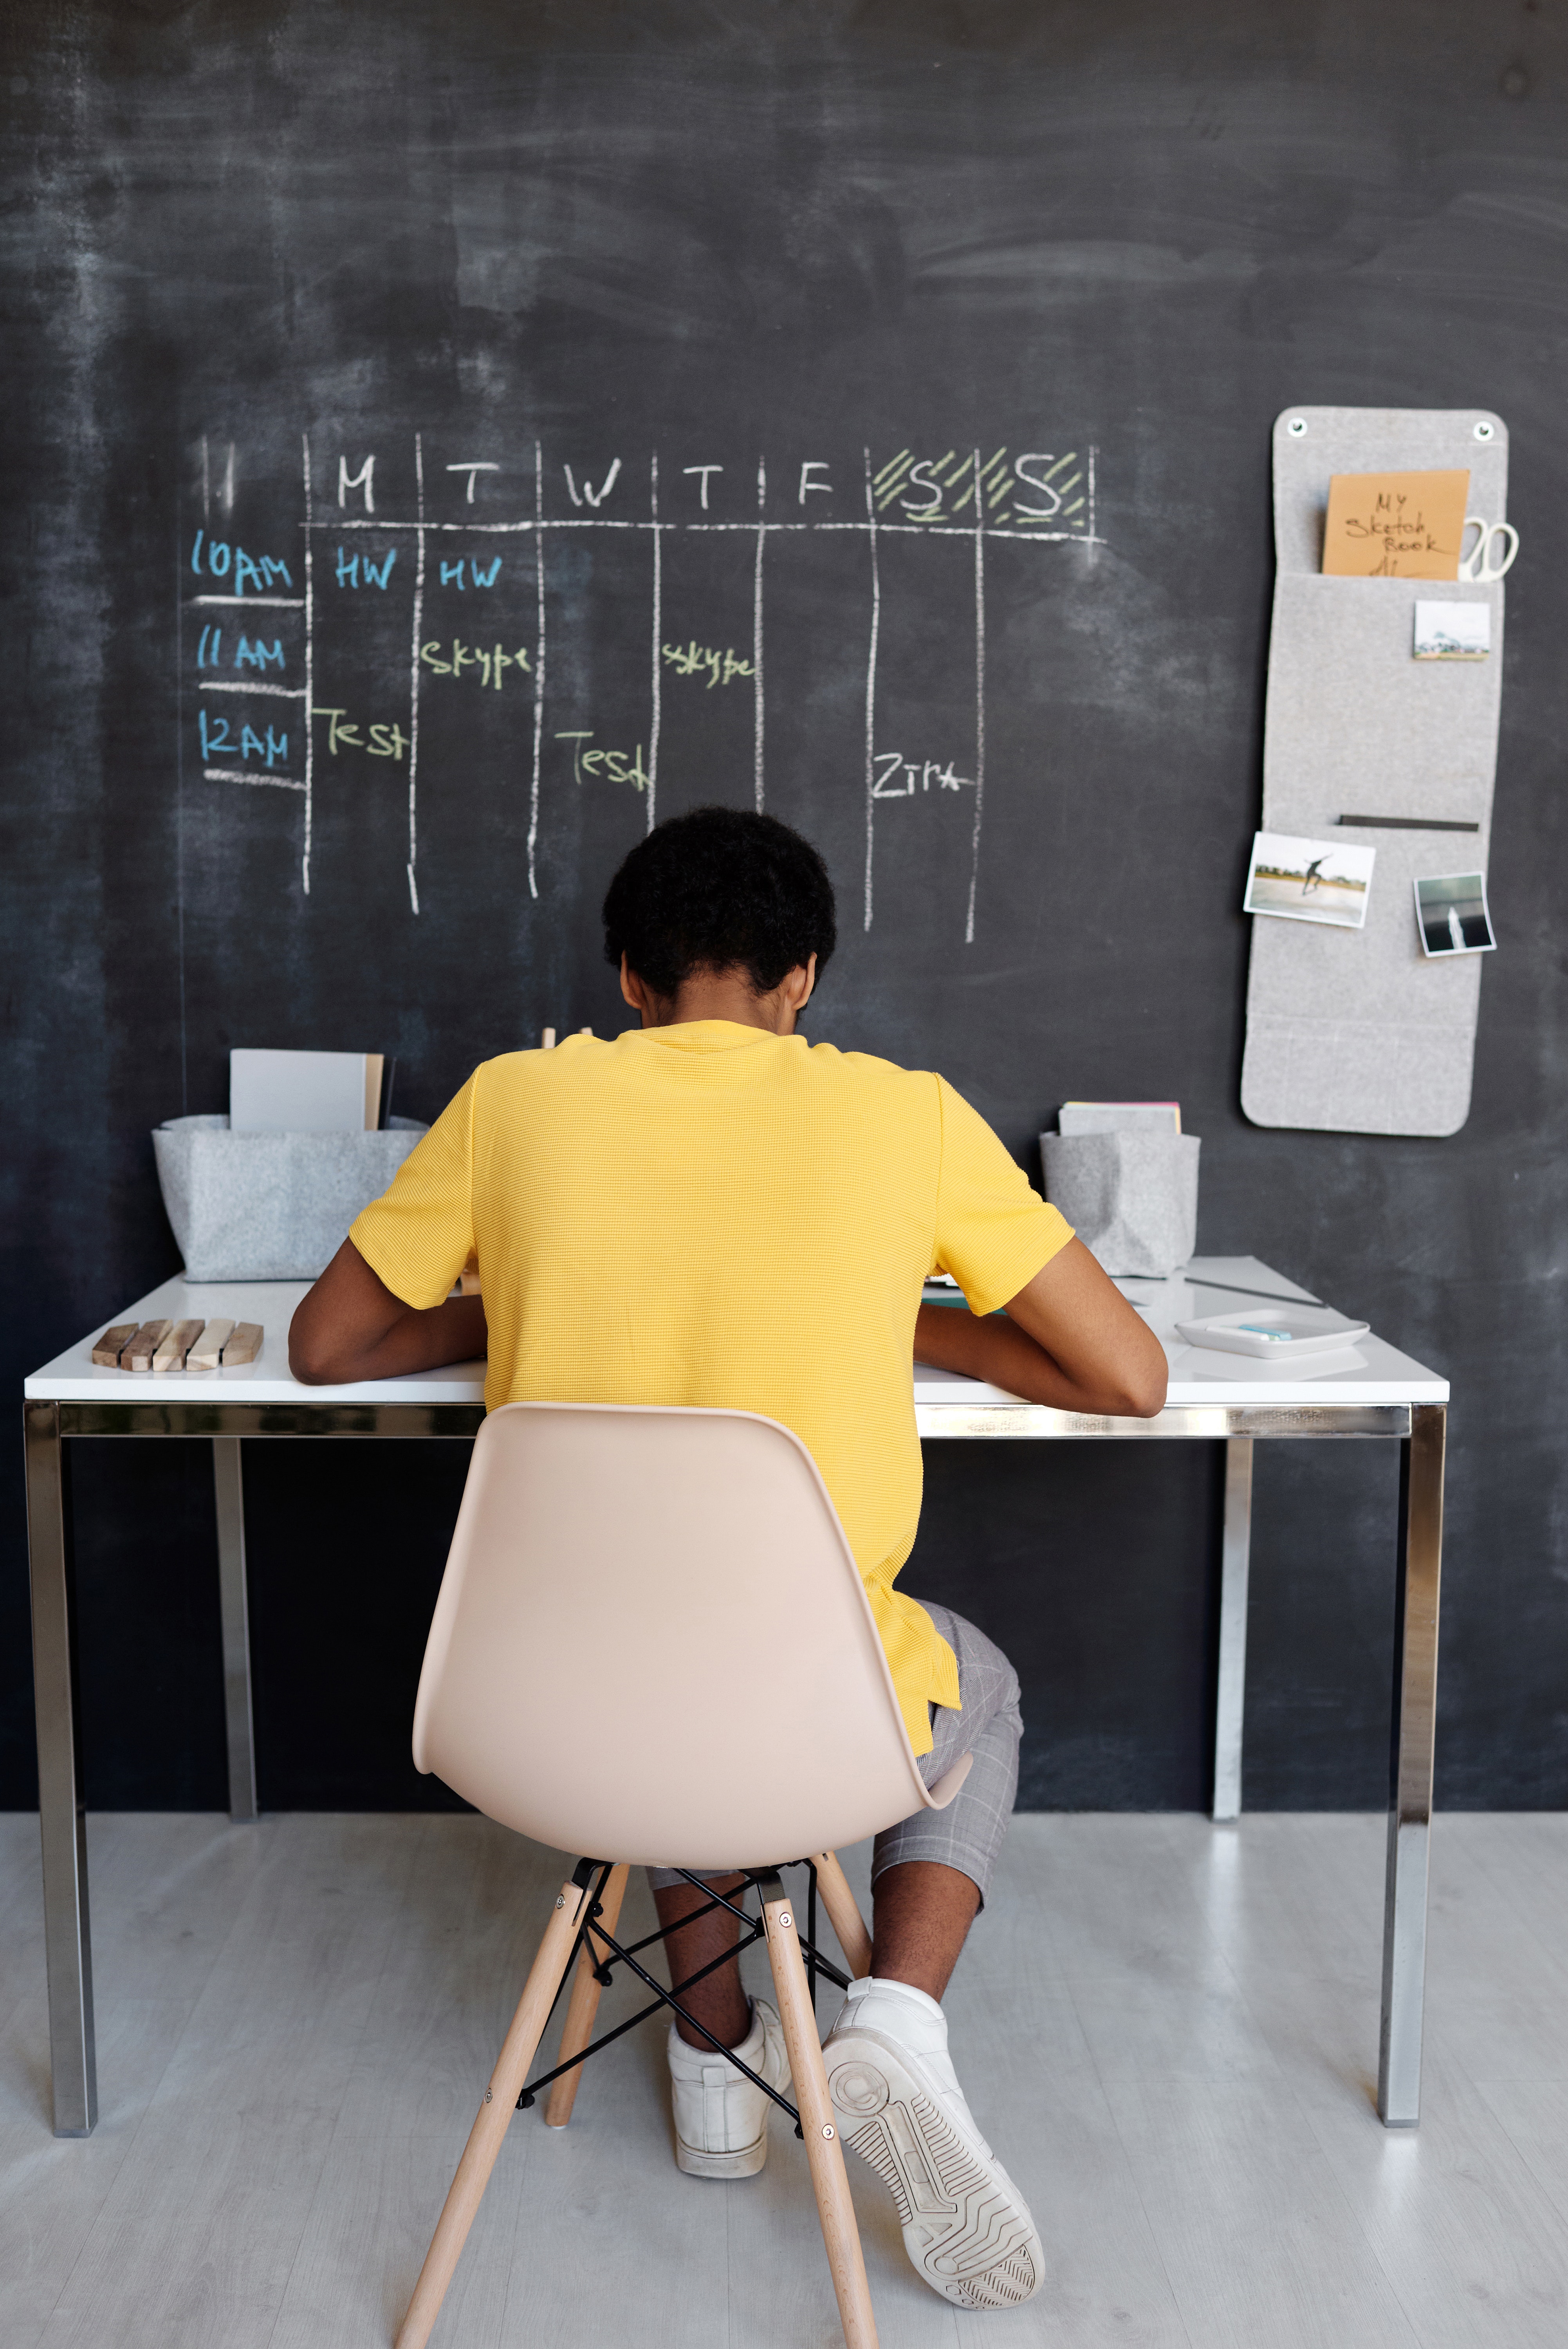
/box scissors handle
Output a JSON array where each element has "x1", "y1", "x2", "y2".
[{"x1": 1459, "y1": 517, "x2": 1519, "y2": 582}]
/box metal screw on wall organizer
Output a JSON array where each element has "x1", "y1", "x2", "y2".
[
  {"x1": 1474, "y1": 421, "x2": 1495, "y2": 441},
  {"x1": 1287, "y1": 417, "x2": 1308, "y2": 437}
]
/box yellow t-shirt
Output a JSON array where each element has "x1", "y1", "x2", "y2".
[{"x1": 350, "y1": 1023, "x2": 1072, "y2": 1754}]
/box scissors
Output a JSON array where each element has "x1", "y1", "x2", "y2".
[{"x1": 1459, "y1": 517, "x2": 1519, "y2": 581}]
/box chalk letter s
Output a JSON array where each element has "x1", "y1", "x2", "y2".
[
  {"x1": 901, "y1": 463, "x2": 944, "y2": 516},
  {"x1": 1012, "y1": 455, "x2": 1063, "y2": 518}
]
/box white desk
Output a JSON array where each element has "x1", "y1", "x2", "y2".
[{"x1": 24, "y1": 1256, "x2": 1447, "y2": 2137}]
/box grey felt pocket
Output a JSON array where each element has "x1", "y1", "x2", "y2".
[
  {"x1": 153, "y1": 1113, "x2": 428, "y2": 1281},
  {"x1": 1040, "y1": 1131, "x2": 1200, "y2": 1278}
]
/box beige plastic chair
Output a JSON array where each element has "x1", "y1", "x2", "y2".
[{"x1": 396, "y1": 1400, "x2": 971, "y2": 2349}]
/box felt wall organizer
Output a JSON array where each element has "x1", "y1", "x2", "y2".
[{"x1": 1240, "y1": 406, "x2": 1509, "y2": 1137}]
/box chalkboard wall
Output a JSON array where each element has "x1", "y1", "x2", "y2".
[{"x1": 4, "y1": 0, "x2": 1565, "y2": 1813}]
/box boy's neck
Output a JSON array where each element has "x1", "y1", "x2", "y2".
[
  {"x1": 647, "y1": 969, "x2": 796, "y2": 1034},
  {"x1": 625, "y1": 954, "x2": 816, "y2": 1035}
]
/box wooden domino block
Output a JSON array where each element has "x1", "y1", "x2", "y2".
[
  {"x1": 91, "y1": 1322, "x2": 137, "y2": 1368},
  {"x1": 221, "y1": 1322, "x2": 263, "y2": 1366},
  {"x1": 123, "y1": 1320, "x2": 173, "y2": 1372},
  {"x1": 153, "y1": 1319, "x2": 206, "y2": 1372},
  {"x1": 187, "y1": 1317, "x2": 235, "y2": 1370}
]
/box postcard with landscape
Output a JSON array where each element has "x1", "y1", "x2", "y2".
[{"x1": 1244, "y1": 832, "x2": 1376, "y2": 930}]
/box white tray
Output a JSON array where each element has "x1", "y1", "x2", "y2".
[{"x1": 1174, "y1": 1306, "x2": 1371, "y2": 1359}]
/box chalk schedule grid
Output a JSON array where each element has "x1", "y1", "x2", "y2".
[{"x1": 182, "y1": 433, "x2": 1100, "y2": 940}]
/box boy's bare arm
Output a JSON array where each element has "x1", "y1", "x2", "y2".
[
  {"x1": 289, "y1": 1238, "x2": 487, "y2": 1386},
  {"x1": 914, "y1": 1238, "x2": 1168, "y2": 1418}
]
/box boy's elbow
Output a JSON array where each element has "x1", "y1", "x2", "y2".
[
  {"x1": 1114, "y1": 1347, "x2": 1169, "y2": 1419},
  {"x1": 288, "y1": 1335, "x2": 337, "y2": 1386},
  {"x1": 288, "y1": 1306, "x2": 344, "y2": 1386}
]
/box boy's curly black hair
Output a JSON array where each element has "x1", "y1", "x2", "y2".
[{"x1": 602, "y1": 805, "x2": 837, "y2": 1000}]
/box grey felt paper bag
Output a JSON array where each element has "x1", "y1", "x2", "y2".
[
  {"x1": 153, "y1": 1113, "x2": 428, "y2": 1281},
  {"x1": 1039, "y1": 1131, "x2": 1200, "y2": 1277}
]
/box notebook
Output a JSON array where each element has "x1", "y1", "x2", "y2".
[
  {"x1": 1057, "y1": 1101, "x2": 1182, "y2": 1136},
  {"x1": 230, "y1": 1048, "x2": 393, "y2": 1134}
]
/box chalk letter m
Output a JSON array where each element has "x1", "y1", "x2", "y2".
[{"x1": 339, "y1": 456, "x2": 375, "y2": 513}]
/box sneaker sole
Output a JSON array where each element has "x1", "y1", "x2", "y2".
[
  {"x1": 826, "y1": 2031, "x2": 1043, "y2": 2309},
  {"x1": 675, "y1": 2131, "x2": 769, "y2": 2179}
]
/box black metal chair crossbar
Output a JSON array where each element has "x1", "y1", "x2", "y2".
[{"x1": 516, "y1": 1861, "x2": 851, "y2": 2132}]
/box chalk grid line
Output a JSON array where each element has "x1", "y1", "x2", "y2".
[
  {"x1": 406, "y1": 434, "x2": 425, "y2": 913},
  {"x1": 753, "y1": 455, "x2": 766, "y2": 812},
  {"x1": 648, "y1": 452, "x2": 661, "y2": 834},
  {"x1": 862, "y1": 447, "x2": 881, "y2": 933},
  {"x1": 302, "y1": 433, "x2": 314, "y2": 895},
  {"x1": 528, "y1": 439, "x2": 545, "y2": 900},
  {"x1": 966, "y1": 446, "x2": 986, "y2": 947}
]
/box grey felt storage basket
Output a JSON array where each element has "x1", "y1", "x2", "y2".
[
  {"x1": 153, "y1": 1114, "x2": 428, "y2": 1281},
  {"x1": 1040, "y1": 1131, "x2": 1200, "y2": 1277}
]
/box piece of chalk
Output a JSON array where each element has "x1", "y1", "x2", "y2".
[
  {"x1": 221, "y1": 1322, "x2": 263, "y2": 1366},
  {"x1": 188, "y1": 1317, "x2": 235, "y2": 1370},
  {"x1": 123, "y1": 1320, "x2": 173, "y2": 1372},
  {"x1": 91, "y1": 1322, "x2": 138, "y2": 1368},
  {"x1": 153, "y1": 1319, "x2": 206, "y2": 1372}
]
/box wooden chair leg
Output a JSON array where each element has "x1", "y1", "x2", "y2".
[
  {"x1": 809, "y1": 1851, "x2": 873, "y2": 1980},
  {"x1": 762, "y1": 1880, "x2": 879, "y2": 2349},
  {"x1": 543, "y1": 1861, "x2": 629, "y2": 2128},
  {"x1": 396, "y1": 1872, "x2": 594, "y2": 2349}
]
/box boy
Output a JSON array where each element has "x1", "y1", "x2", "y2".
[{"x1": 291, "y1": 806, "x2": 1165, "y2": 2309}]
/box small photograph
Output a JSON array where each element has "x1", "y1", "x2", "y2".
[
  {"x1": 1413, "y1": 601, "x2": 1492, "y2": 661},
  {"x1": 1415, "y1": 872, "x2": 1496, "y2": 958},
  {"x1": 1243, "y1": 832, "x2": 1376, "y2": 931}
]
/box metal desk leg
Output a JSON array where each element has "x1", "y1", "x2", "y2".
[
  {"x1": 1211, "y1": 1435, "x2": 1254, "y2": 1823},
  {"x1": 24, "y1": 1402, "x2": 97, "y2": 2136},
  {"x1": 213, "y1": 1438, "x2": 258, "y2": 1822},
  {"x1": 1378, "y1": 1402, "x2": 1445, "y2": 2127}
]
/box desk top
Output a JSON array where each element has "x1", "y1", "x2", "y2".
[{"x1": 25, "y1": 1256, "x2": 1447, "y2": 1409}]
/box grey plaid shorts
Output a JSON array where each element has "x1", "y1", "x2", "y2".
[{"x1": 648, "y1": 1600, "x2": 1023, "y2": 1906}]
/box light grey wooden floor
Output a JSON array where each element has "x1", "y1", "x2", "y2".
[{"x1": 4, "y1": 1813, "x2": 1568, "y2": 2347}]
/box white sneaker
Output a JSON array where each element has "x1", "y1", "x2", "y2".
[
  {"x1": 824, "y1": 1976, "x2": 1043, "y2": 2309},
  {"x1": 666, "y1": 1997, "x2": 792, "y2": 2179}
]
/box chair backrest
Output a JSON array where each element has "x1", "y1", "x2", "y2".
[{"x1": 412, "y1": 1402, "x2": 942, "y2": 1869}]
